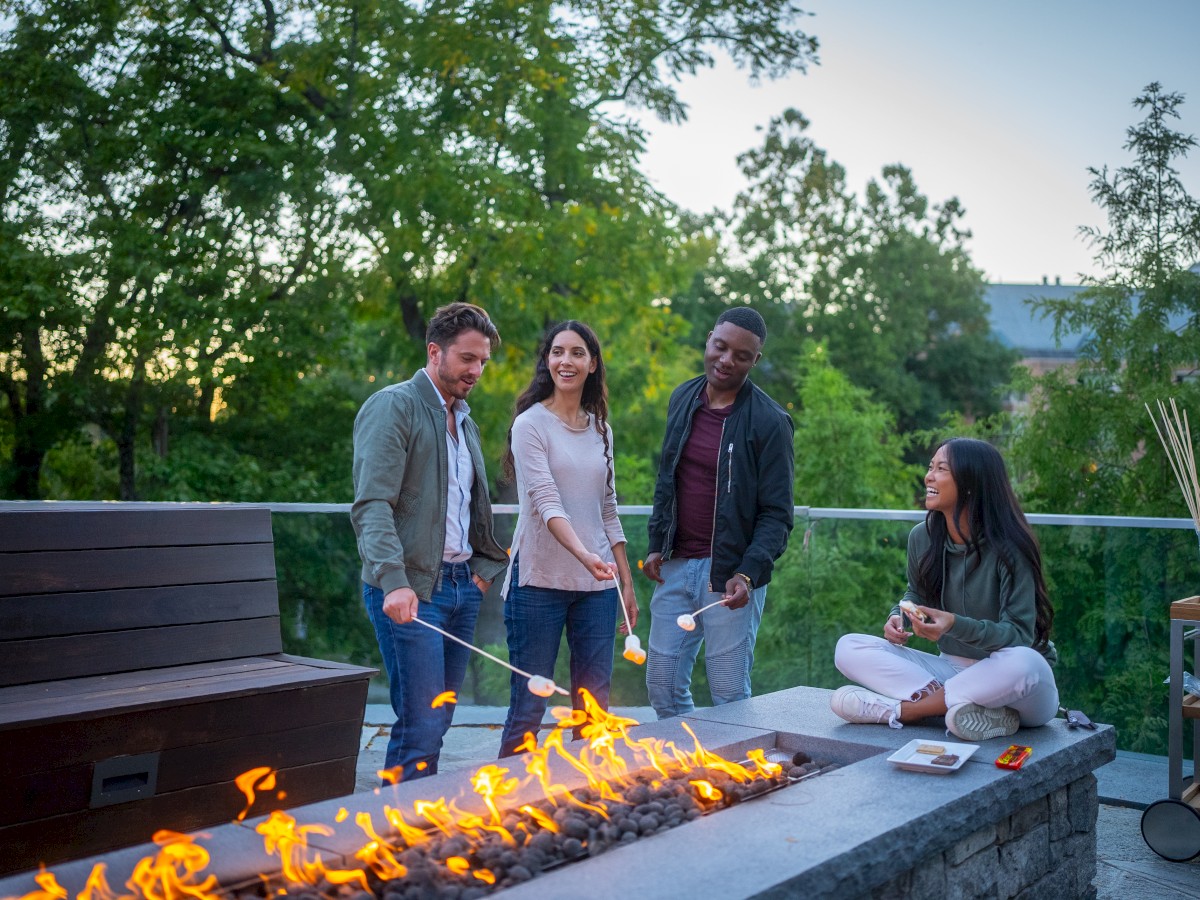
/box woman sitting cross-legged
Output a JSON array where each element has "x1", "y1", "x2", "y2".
[{"x1": 831, "y1": 438, "x2": 1059, "y2": 742}]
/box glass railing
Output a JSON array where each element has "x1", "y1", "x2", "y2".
[{"x1": 8, "y1": 500, "x2": 1197, "y2": 756}]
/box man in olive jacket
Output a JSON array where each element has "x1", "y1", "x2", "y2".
[
  {"x1": 352, "y1": 302, "x2": 509, "y2": 782},
  {"x1": 644, "y1": 306, "x2": 794, "y2": 718}
]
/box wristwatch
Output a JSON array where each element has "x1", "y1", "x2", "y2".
[{"x1": 734, "y1": 572, "x2": 753, "y2": 591}]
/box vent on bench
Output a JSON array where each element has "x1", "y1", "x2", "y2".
[{"x1": 91, "y1": 752, "x2": 160, "y2": 808}]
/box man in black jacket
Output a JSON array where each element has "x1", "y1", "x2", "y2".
[{"x1": 643, "y1": 307, "x2": 795, "y2": 718}]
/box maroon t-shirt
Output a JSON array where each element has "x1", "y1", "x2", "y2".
[{"x1": 673, "y1": 400, "x2": 735, "y2": 558}]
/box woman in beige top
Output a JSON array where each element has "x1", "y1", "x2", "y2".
[{"x1": 498, "y1": 321, "x2": 637, "y2": 756}]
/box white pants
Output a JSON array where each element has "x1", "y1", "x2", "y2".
[{"x1": 834, "y1": 633, "x2": 1060, "y2": 727}]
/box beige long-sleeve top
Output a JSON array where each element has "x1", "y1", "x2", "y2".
[{"x1": 503, "y1": 402, "x2": 626, "y2": 595}]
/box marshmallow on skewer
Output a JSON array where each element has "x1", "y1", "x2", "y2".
[
  {"x1": 613, "y1": 572, "x2": 646, "y2": 665},
  {"x1": 623, "y1": 634, "x2": 646, "y2": 664},
  {"x1": 527, "y1": 675, "x2": 558, "y2": 697},
  {"x1": 675, "y1": 598, "x2": 729, "y2": 632}
]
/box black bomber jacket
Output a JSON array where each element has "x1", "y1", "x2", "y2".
[{"x1": 646, "y1": 374, "x2": 795, "y2": 590}]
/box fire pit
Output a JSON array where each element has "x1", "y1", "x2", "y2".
[{"x1": 0, "y1": 687, "x2": 1114, "y2": 899}]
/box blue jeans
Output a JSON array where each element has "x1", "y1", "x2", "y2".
[
  {"x1": 362, "y1": 562, "x2": 482, "y2": 782},
  {"x1": 498, "y1": 556, "x2": 618, "y2": 757},
  {"x1": 645, "y1": 557, "x2": 767, "y2": 719}
]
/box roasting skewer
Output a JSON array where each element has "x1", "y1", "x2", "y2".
[
  {"x1": 612, "y1": 573, "x2": 645, "y2": 664},
  {"x1": 676, "y1": 598, "x2": 729, "y2": 632},
  {"x1": 411, "y1": 615, "x2": 568, "y2": 696}
]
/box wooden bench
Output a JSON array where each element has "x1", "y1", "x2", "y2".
[{"x1": 0, "y1": 505, "x2": 376, "y2": 876}]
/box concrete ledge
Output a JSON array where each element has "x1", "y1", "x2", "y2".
[
  {"x1": 0, "y1": 687, "x2": 1116, "y2": 900},
  {"x1": 500, "y1": 686, "x2": 1115, "y2": 899}
]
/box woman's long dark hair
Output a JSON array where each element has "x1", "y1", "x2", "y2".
[
  {"x1": 501, "y1": 321, "x2": 612, "y2": 489},
  {"x1": 915, "y1": 438, "x2": 1054, "y2": 648}
]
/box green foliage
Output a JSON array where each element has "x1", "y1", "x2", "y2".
[
  {"x1": 1, "y1": 0, "x2": 817, "y2": 502},
  {"x1": 755, "y1": 518, "x2": 912, "y2": 694},
  {"x1": 273, "y1": 514, "x2": 380, "y2": 671},
  {"x1": 1008, "y1": 83, "x2": 1200, "y2": 756},
  {"x1": 674, "y1": 111, "x2": 1018, "y2": 438},
  {"x1": 757, "y1": 344, "x2": 920, "y2": 691},
  {"x1": 1, "y1": 0, "x2": 347, "y2": 498},
  {"x1": 1013, "y1": 83, "x2": 1200, "y2": 517},
  {"x1": 791, "y1": 342, "x2": 922, "y2": 509}
]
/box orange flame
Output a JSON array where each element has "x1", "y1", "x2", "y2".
[
  {"x1": 15, "y1": 869, "x2": 67, "y2": 900},
  {"x1": 77, "y1": 865, "x2": 115, "y2": 900},
  {"x1": 745, "y1": 747, "x2": 784, "y2": 779},
  {"x1": 378, "y1": 766, "x2": 402, "y2": 785},
  {"x1": 691, "y1": 780, "x2": 723, "y2": 802},
  {"x1": 234, "y1": 767, "x2": 275, "y2": 822},
  {"x1": 352, "y1": 812, "x2": 408, "y2": 880},
  {"x1": 255, "y1": 812, "x2": 367, "y2": 892},
  {"x1": 12, "y1": 690, "x2": 800, "y2": 900},
  {"x1": 382, "y1": 806, "x2": 433, "y2": 847},
  {"x1": 413, "y1": 798, "x2": 456, "y2": 837},
  {"x1": 431, "y1": 691, "x2": 457, "y2": 708},
  {"x1": 519, "y1": 804, "x2": 559, "y2": 833},
  {"x1": 127, "y1": 832, "x2": 220, "y2": 900},
  {"x1": 470, "y1": 764, "x2": 518, "y2": 825}
]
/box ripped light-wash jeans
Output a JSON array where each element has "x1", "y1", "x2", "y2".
[{"x1": 645, "y1": 557, "x2": 766, "y2": 719}]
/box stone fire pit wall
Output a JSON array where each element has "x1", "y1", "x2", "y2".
[{"x1": 0, "y1": 686, "x2": 1115, "y2": 900}]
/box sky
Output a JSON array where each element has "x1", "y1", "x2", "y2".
[{"x1": 633, "y1": 1, "x2": 1200, "y2": 285}]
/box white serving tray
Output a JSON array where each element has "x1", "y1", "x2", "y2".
[{"x1": 887, "y1": 739, "x2": 979, "y2": 774}]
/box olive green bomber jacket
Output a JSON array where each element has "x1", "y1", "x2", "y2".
[{"x1": 351, "y1": 372, "x2": 509, "y2": 600}]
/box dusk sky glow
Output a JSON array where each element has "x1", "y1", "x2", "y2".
[{"x1": 633, "y1": 1, "x2": 1200, "y2": 285}]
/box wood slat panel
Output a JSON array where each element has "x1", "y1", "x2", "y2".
[
  {"x1": 0, "y1": 763, "x2": 91, "y2": 828},
  {"x1": 0, "y1": 507, "x2": 271, "y2": 553},
  {"x1": 0, "y1": 618, "x2": 285, "y2": 687},
  {"x1": 0, "y1": 544, "x2": 277, "y2": 598},
  {"x1": 0, "y1": 757, "x2": 357, "y2": 876},
  {"x1": 155, "y1": 717, "x2": 363, "y2": 793},
  {"x1": 0, "y1": 657, "x2": 371, "y2": 728},
  {"x1": 0, "y1": 717, "x2": 363, "y2": 827},
  {"x1": 0, "y1": 581, "x2": 279, "y2": 640},
  {"x1": 0, "y1": 658, "x2": 293, "y2": 708},
  {"x1": 0, "y1": 677, "x2": 370, "y2": 769}
]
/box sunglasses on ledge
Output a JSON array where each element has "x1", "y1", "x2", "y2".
[{"x1": 1059, "y1": 706, "x2": 1097, "y2": 730}]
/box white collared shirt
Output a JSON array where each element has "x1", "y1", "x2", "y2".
[{"x1": 419, "y1": 368, "x2": 474, "y2": 563}]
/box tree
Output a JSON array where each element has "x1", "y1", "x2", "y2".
[
  {"x1": 1, "y1": 1, "x2": 821, "y2": 500},
  {"x1": 676, "y1": 110, "x2": 1017, "y2": 437},
  {"x1": 0, "y1": 2, "x2": 345, "y2": 498},
  {"x1": 1009, "y1": 83, "x2": 1200, "y2": 753},
  {"x1": 1015, "y1": 83, "x2": 1200, "y2": 515},
  {"x1": 752, "y1": 344, "x2": 920, "y2": 693},
  {"x1": 193, "y1": 0, "x2": 819, "y2": 490}
]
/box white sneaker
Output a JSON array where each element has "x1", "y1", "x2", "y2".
[
  {"x1": 945, "y1": 703, "x2": 1020, "y2": 741},
  {"x1": 830, "y1": 685, "x2": 903, "y2": 729}
]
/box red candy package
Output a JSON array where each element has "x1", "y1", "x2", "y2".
[{"x1": 995, "y1": 744, "x2": 1033, "y2": 770}]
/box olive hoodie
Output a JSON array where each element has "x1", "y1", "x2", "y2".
[{"x1": 893, "y1": 522, "x2": 1057, "y2": 665}]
